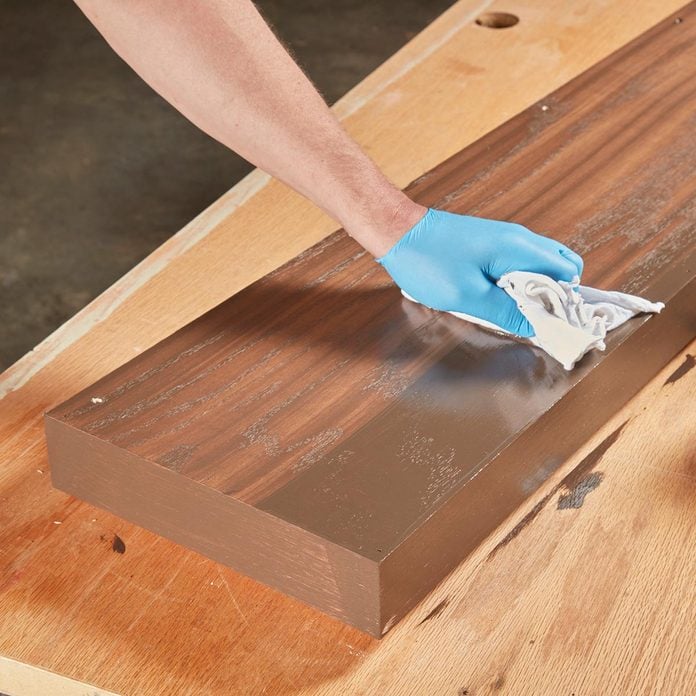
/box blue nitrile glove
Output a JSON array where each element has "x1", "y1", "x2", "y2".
[{"x1": 375, "y1": 208, "x2": 584, "y2": 338}]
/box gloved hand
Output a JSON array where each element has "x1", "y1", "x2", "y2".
[{"x1": 375, "y1": 208, "x2": 584, "y2": 337}]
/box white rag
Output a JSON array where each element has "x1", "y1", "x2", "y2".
[{"x1": 402, "y1": 271, "x2": 665, "y2": 370}]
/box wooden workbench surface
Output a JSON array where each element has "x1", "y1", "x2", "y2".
[{"x1": 1, "y1": 1, "x2": 692, "y2": 694}]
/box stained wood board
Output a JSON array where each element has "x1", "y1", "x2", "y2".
[
  {"x1": 0, "y1": 0, "x2": 692, "y2": 693},
  {"x1": 45, "y1": 5, "x2": 696, "y2": 639}
]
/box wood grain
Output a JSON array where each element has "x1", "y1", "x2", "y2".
[
  {"x1": 1, "y1": 0, "x2": 692, "y2": 693},
  {"x1": 45, "y1": 5, "x2": 696, "y2": 639}
]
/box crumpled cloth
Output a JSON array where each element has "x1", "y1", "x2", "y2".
[{"x1": 402, "y1": 271, "x2": 665, "y2": 370}]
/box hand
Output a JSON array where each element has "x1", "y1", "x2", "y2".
[{"x1": 375, "y1": 208, "x2": 584, "y2": 337}]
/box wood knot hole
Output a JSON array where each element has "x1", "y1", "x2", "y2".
[{"x1": 475, "y1": 12, "x2": 519, "y2": 29}]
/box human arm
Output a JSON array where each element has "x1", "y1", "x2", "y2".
[
  {"x1": 73, "y1": 0, "x2": 583, "y2": 336},
  {"x1": 72, "y1": 0, "x2": 423, "y2": 256}
]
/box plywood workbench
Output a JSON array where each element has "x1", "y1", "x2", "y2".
[{"x1": 1, "y1": 1, "x2": 693, "y2": 694}]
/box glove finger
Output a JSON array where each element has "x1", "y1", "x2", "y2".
[
  {"x1": 558, "y1": 246, "x2": 584, "y2": 278},
  {"x1": 489, "y1": 236, "x2": 579, "y2": 283},
  {"x1": 524, "y1": 246, "x2": 578, "y2": 282},
  {"x1": 533, "y1": 234, "x2": 584, "y2": 279}
]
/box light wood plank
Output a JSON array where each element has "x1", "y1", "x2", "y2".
[{"x1": 0, "y1": 656, "x2": 119, "y2": 696}]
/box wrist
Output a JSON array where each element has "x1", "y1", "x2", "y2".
[{"x1": 343, "y1": 188, "x2": 428, "y2": 257}]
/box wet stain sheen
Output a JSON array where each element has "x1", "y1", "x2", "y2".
[
  {"x1": 417, "y1": 596, "x2": 450, "y2": 625},
  {"x1": 112, "y1": 534, "x2": 126, "y2": 554},
  {"x1": 663, "y1": 353, "x2": 695, "y2": 386}
]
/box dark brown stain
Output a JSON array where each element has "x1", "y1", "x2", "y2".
[
  {"x1": 557, "y1": 471, "x2": 604, "y2": 509},
  {"x1": 487, "y1": 492, "x2": 555, "y2": 560},
  {"x1": 112, "y1": 534, "x2": 126, "y2": 554},
  {"x1": 416, "y1": 597, "x2": 449, "y2": 625},
  {"x1": 44, "y1": 6, "x2": 696, "y2": 639},
  {"x1": 493, "y1": 675, "x2": 505, "y2": 691},
  {"x1": 554, "y1": 420, "x2": 629, "y2": 510},
  {"x1": 457, "y1": 689, "x2": 470, "y2": 696},
  {"x1": 559, "y1": 420, "x2": 628, "y2": 492},
  {"x1": 663, "y1": 353, "x2": 695, "y2": 386}
]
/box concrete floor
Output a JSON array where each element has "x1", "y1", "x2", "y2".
[{"x1": 0, "y1": 0, "x2": 453, "y2": 371}]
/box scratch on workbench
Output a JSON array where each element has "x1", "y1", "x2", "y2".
[
  {"x1": 6, "y1": 432, "x2": 43, "y2": 464},
  {"x1": 125, "y1": 564, "x2": 184, "y2": 632},
  {"x1": 217, "y1": 570, "x2": 250, "y2": 627},
  {"x1": 344, "y1": 642, "x2": 367, "y2": 657},
  {"x1": 46, "y1": 560, "x2": 119, "y2": 647}
]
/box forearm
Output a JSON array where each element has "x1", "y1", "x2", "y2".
[{"x1": 73, "y1": 0, "x2": 425, "y2": 256}]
